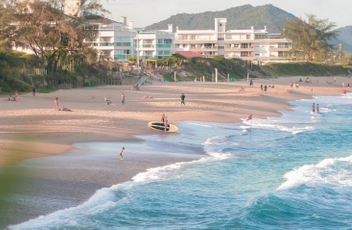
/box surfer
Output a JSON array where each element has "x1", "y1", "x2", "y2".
[{"x1": 164, "y1": 115, "x2": 168, "y2": 132}]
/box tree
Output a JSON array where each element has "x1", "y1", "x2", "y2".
[
  {"x1": 280, "y1": 14, "x2": 338, "y2": 61},
  {"x1": 0, "y1": 0, "x2": 107, "y2": 73}
]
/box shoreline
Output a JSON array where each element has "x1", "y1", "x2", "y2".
[
  {"x1": 0, "y1": 76, "x2": 350, "y2": 228},
  {"x1": 0, "y1": 76, "x2": 348, "y2": 166}
]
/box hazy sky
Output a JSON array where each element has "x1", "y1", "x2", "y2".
[{"x1": 102, "y1": 0, "x2": 350, "y2": 29}]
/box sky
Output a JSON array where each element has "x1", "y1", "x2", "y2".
[{"x1": 101, "y1": 0, "x2": 351, "y2": 29}]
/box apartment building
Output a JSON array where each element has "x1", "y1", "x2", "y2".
[
  {"x1": 174, "y1": 18, "x2": 293, "y2": 63},
  {"x1": 84, "y1": 17, "x2": 174, "y2": 62},
  {"x1": 135, "y1": 29, "x2": 174, "y2": 61}
]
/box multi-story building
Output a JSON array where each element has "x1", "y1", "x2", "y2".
[
  {"x1": 135, "y1": 28, "x2": 174, "y2": 61},
  {"x1": 84, "y1": 17, "x2": 136, "y2": 62},
  {"x1": 174, "y1": 18, "x2": 293, "y2": 63},
  {"x1": 84, "y1": 17, "x2": 174, "y2": 63}
]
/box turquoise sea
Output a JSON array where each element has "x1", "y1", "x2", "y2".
[{"x1": 7, "y1": 93, "x2": 352, "y2": 229}]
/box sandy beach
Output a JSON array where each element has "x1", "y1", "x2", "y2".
[{"x1": 0, "y1": 75, "x2": 350, "y2": 227}]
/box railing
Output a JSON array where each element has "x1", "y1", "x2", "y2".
[
  {"x1": 141, "y1": 44, "x2": 155, "y2": 48},
  {"x1": 156, "y1": 44, "x2": 172, "y2": 48},
  {"x1": 99, "y1": 42, "x2": 114, "y2": 46},
  {"x1": 114, "y1": 54, "x2": 133, "y2": 60}
]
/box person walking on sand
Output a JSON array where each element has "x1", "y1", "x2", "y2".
[
  {"x1": 121, "y1": 93, "x2": 125, "y2": 105},
  {"x1": 54, "y1": 97, "x2": 59, "y2": 110},
  {"x1": 120, "y1": 147, "x2": 125, "y2": 161},
  {"x1": 161, "y1": 113, "x2": 165, "y2": 122},
  {"x1": 180, "y1": 93, "x2": 185, "y2": 105}
]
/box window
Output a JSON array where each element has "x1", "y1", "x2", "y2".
[
  {"x1": 255, "y1": 35, "x2": 266, "y2": 39},
  {"x1": 278, "y1": 43, "x2": 290, "y2": 48},
  {"x1": 278, "y1": 51, "x2": 285, "y2": 57},
  {"x1": 241, "y1": 43, "x2": 249, "y2": 48},
  {"x1": 241, "y1": 51, "x2": 249, "y2": 57}
]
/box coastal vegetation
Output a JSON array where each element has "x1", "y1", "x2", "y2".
[
  {"x1": 161, "y1": 55, "x2": 351, "y2": 82},
  {"x1": 279, "y1": 14, "x2": 338, "y2": 62}
]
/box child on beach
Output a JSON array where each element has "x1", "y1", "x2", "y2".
[
  {"x1": 121, "y1": 93, "x2": 125, "y2": 105},
  {"x1": 54, "y1": 97, "x2": 59, "y2": 110},
  {"x1": 120, "y1": 147, "x2": 125, "y2": 160}
]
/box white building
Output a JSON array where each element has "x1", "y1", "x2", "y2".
[
  {"x1": 174, "y1": 18, "x2": 293, "y2": 63},
  {"x1": 135, "y1": 30, "x2": 174, "y2": 61},
  {"x1": 84, "y1": 17, "x2": 136, "y2": 62},
  {"x1": 84, "y1": 17, "x2": 174, "y2": 62}
]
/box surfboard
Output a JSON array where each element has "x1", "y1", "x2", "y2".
[{"x1": 148, "y1": 121, "x2": 178, "y2": 133}]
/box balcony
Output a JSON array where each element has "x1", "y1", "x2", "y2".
[
  {"x1": 224, "y1": 47, "x2": 253, "y2": 51},
  {"x1": 269, "y1": 47, "x2": 291, "y2": 51},
  {"x1": 156, "y1": 44, "x2": 172, "y2": 48},
  {"x1": 175, "y1": 39, "x2": 217, "y2": 44},
  {"x1": 114, "y1": 54, "x2": 132, "y2": 60},
  {"x1": 189, "y1": 46, "x2": 218, "y2": 51},
  {"x1": 99, "y1": 42, "x2": 114, "y2": 47}
]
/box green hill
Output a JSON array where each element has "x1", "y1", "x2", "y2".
[
  {"x1": 145, "y1": 4, "x2": 297, "y2": 32},
  {"x1": 336, "y1": 26, "x2": 352, "y2": 46}
]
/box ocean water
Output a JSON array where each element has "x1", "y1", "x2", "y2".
[{"x1": 8, "y1": 93, "x2": 352, "y2": 230}]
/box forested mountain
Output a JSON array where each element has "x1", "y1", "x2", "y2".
[
  {"x1": 145, "y1": 4, "x2": 296, "y2": 32},
  {"x1": 336, "y1": 26, "x2": 352, "y2": 46}
]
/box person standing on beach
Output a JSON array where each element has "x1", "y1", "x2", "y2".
[
  {"x1": 54, "y1": 97, "x2": 59, "y2": 110},
  {"x1": 121, "y1": 93, "x2": 125, "y2": 105},
  {"x1": 180, "y1": 93, "x2": 185, "y2": 105},
  {"x1": 120, "y1": 147, "x2": 125, "y2": 161},
  {"x1": 164, "y1": 115, "x2": 168, "y2": 132},
  {"x1": 264, "y1": 85, "x2": 267, "y2": 93}
]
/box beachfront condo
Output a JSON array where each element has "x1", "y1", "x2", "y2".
[{"x1": 174, "y1": 18, "x2": 294, "y2": 64}]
